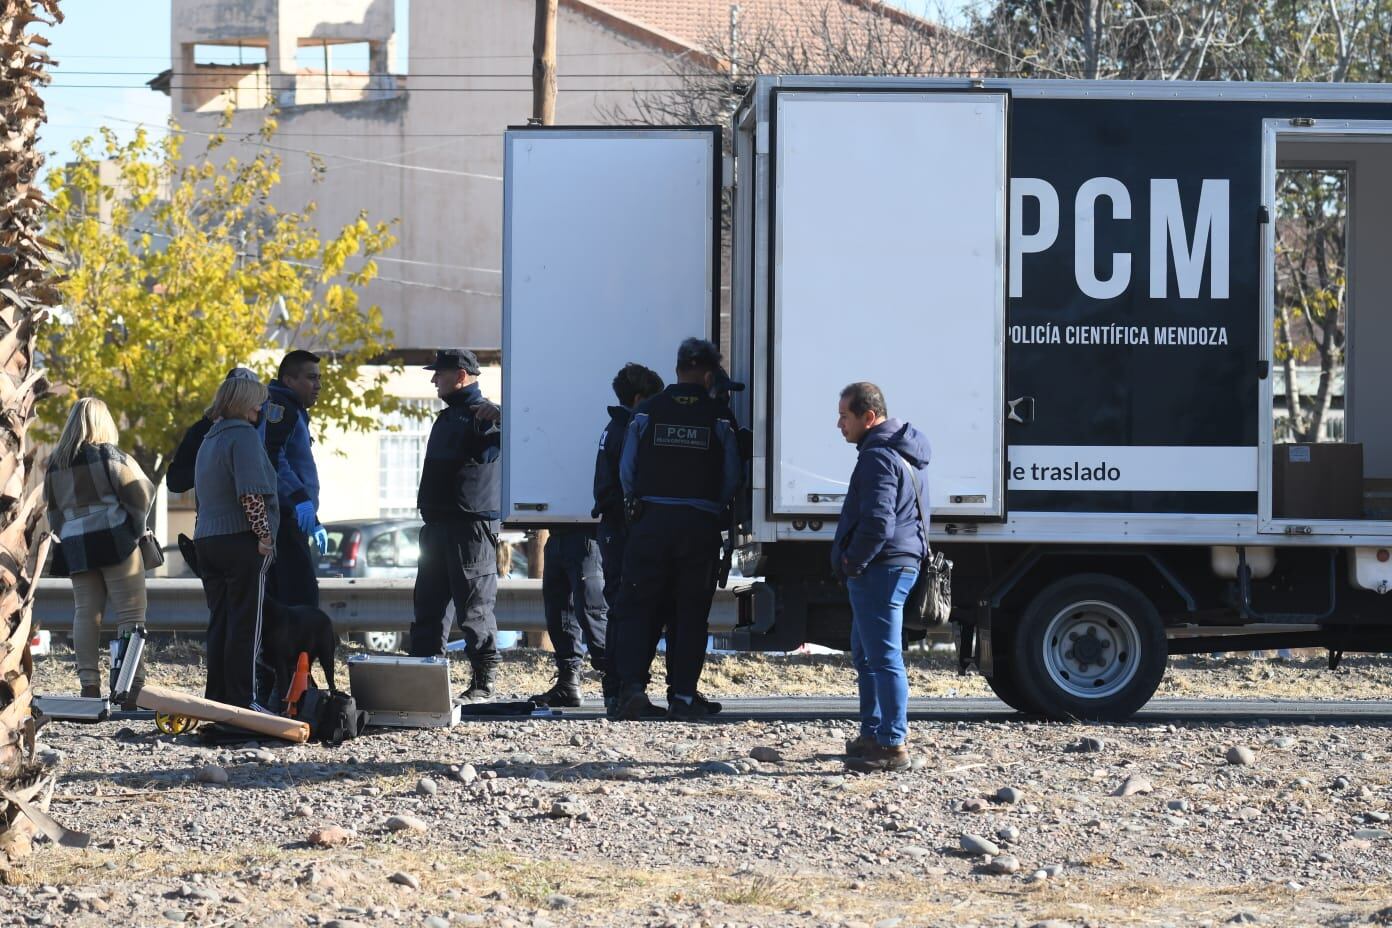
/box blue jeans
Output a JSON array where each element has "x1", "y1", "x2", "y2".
[{"x1": 847, "y1": 563, "x2": 918, "y2": 747}]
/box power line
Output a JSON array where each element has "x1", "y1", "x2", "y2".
[
  {"x1": 126, "y1": 224, "x2": 502, "y2": 298},
  {"x1": 47, "y1": 123, "x2": 506, "y2": 138},
  {"x1": 60, "y1": 70, "x2": 692, "y2": 78},
  {"x1": 54, "y1": 50, "x2": 667, "y2": 60},
  {"x1": 96, "y1": 114, "x2": 503, "y2": 181},
  {"x1": 50, "y1": 84, "x2": 689, "y2": 93}
]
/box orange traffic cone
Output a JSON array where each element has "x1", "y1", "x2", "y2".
[{"x1": 284, "y1": 652, "x2": 310, "y2": 718}]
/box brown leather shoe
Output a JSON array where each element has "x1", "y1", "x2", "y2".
[
  {"x1": 80, "y1": 684, "x2": 102, "y2": 699},
  {"x1": 844, "y1": 734, "x2": 876, "y2": 758},
  {"x1": 847, "y1": 742, "x2": 911, "y2": 772}
]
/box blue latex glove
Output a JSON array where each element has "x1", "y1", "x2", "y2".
[
  {"x1": 311, "y1": 524, "x2": 328, "y2": 553},
  {"x1": 294, "y1": 500, "x2": 316, "y2": 536}
]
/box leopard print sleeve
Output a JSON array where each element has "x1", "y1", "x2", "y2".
[{"x1": 240, "y1": 493, "x2": 272, "y2": 547}]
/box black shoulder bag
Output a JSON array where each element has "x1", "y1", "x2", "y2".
[{"x1": 896, "y1": 454, "x2": 953, "y2": 630}]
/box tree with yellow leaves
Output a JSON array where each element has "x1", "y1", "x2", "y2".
[{"x1": 40, "y1": 112, "x2": 402, "y2": 487}]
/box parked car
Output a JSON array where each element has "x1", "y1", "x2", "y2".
[
  {"x1": 317, "y1": 519, "x2": 420, "y2": 579},
  {"x1": 317, "y1": 519, "x2": 531, "y2": 651}
]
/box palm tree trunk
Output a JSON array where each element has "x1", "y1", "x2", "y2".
[{"x1": 0, "y1": 0, "x2": 61, "y2": 881}]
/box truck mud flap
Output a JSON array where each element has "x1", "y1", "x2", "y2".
[{"x1": 729, "y1": 581, "x2": 807, "y2": 652}]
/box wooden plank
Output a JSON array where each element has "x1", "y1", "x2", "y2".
[{"x1": 134, "y1": 684, "x2": 310, "y2": 743}]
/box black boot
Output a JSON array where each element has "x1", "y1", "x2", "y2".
[
  {"x1": 530, "y1": 664, "x2": 581, "y2": 708},
  {"x1": 600, "y1": 672, "x2": 619, "y2": 716},
  {"x1": 462, "y1": 660, "x2": 497, "y2": 702}
]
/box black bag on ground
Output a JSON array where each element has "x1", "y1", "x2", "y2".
[
  {"x1": 294, "y1": 688, "x2": 366, "y2": 745},
  {"x1": 895, "y1": 454, "x2": 953, "y2": 631}
]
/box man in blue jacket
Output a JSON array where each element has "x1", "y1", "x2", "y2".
[
  {"x1": 260, "y1": 350, "x2": 325, "y2": 608},
  {"x1": 832, "y1": 382, "x2": 930, "y2": 772}
]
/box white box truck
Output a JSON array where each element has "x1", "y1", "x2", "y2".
[{"x1": 501, "y1": 76, "x2": 1392, "y2": 721}]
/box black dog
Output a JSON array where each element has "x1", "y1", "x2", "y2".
[
  {"x1": 180, "y1": 534, "x2": 337, "y2": 708},
  {"x1": 262, "y1": 599, "x2": 338, "y2": 708}
]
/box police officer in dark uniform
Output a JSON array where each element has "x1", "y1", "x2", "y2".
[
  {"x1": 611, "y1": 339, "x2": 741, "y2": 721},
  {"x1": 588, "y1": 362, "x2": 666, "y2": 715},
  {"x1": 530, "y1": 363, "x2": 667, "y2": 711},
  {"x1": 527, "y1": 526, "x2": 610, "y2": 708},
  {"x1": 408, "y1": 348, "x2": 503, "y2": 701}
]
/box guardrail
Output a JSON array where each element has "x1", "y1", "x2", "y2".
[{"x1": 34, "y1": 578, "x2": 746, "y2": 635}]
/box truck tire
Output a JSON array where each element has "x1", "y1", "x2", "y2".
[
  {"x1": 1011, "y1": 574, "x2": 1167, "y2": 722},
  {"x1": 979, "y1": 618, "x2": 1041, "y2": 715},
  {"x1": 985, "y1": 665, "x2": 1039, "y2": 715}
]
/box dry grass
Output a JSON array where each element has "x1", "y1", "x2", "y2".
[{"x1": 715, "y1": 873, "x2": 800, "y2": 907}]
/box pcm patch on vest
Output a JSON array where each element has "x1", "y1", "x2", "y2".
[{"x1": 653, "y1": 424, "x2": 711, "y2": 450}]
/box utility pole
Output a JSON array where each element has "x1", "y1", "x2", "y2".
[
  {"x1": 532, "y1": 0, "x2": 557, "y2": 125},
  {"x1": 526, "y1": 0, "x2": 558, "y2": 650}
]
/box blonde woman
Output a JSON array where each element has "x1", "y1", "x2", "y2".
[
  {"x1": 43, "y1": 397, "x2": 155, "y2": 700},
  {"x1": 194, "y1": 375, "x2": 280, "y2": 711}
]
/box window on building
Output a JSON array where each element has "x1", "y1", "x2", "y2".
[
  {"x1": 379, "y1": 399, "x2": 439, "y2": 517},
  {"x1": 294, "y1": 41, "x2": 371, "y2": 72},
  {"x1": 194, "y1": 44, "x2": 268, "y2": 66}
]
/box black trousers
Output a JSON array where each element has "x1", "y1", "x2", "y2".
[
  {"x1": 196, "y1": 531, "x2": 273, "y2": 710},
  {"x1": 599, "y1": 521, "x2": 668, "y2": 687},
  {"x1": 542, "y1": 529, "x2": 611, "y2": 692},
  {"x1": 611, "y1": 505, "x2": 720, "y2": 697},
  {"x1": 268, "y1": 516, "x2": 319, "y2": 608},
  {"x1": 409, "y1": 520, "x2": 498, "y2": 664}
]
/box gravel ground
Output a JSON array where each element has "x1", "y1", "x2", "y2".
[
  {"x1": 29, "y1": 637, "x2": 1392, "y2": 702},
  {"x1": 9, "y1": 645, "x2": 1392, "y2": 927}
]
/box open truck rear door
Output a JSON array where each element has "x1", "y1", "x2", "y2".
[
  {"x1": 501, "y1": 128, "x2": 721, "y2": 524},
  {"x1": 768, "y1": 90, "x2": 1009, "y2": 522}
]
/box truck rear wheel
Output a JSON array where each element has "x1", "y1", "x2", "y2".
[
  {"x1": 981, "y1": 620, "x2": 1040, "y2": 715},
  {"x1": 1012, "y1": 574, "x2": 1166, "y2": 722}
]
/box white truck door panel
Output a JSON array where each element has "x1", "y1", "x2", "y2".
[
  {"x1": 771, "y1": 91, "x2": 1008, "y2": 520},
  {"x1": 502, "y1": 128, "x2": 719, "y2": 524}
]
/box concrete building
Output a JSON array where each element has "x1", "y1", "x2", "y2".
[{"x1": 153, "y1": 0, "x2": 940, "y2": 529}]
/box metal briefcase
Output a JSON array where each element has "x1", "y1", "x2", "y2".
[{"x1": 346, "y1": 654, "x2": 461, "y2": 729}]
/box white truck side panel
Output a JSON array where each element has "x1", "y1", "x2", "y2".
[
  {"x1": 771, "y1": 91, "x2": 1008, "y2": 520},
  {"x1": 502, "y1": 130, "x2": 716, "y2": 523}
]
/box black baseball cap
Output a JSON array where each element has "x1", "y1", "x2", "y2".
[{"x1": 423, "y1": 348, "x2": 481, "y2": 375}]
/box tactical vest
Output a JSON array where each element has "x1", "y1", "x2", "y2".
[{"x1": 633, "y1": 387, "x2": 726, "y2": 504}]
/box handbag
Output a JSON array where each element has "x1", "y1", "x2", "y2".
[
  {"x1": 896, "y1": 453, "x2": 953, "y2": 630},
  {"x1": 138, "y1": 531, "x2": 164, "y2": 571}
]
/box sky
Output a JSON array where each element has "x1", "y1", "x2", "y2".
[{"x1": 40, "y1": 0, "x2": 976, "y2": 168}]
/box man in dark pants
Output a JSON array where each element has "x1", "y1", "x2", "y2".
[
  {"x1": 260, "y1": 350, "x2": 326, "y2": 607},
  {"x1": 408, "y1": 348, "x2": 503, "y2": 701},
  {"x1": 591, "y1": 363, "x2": 666, "y2": 715},
  {"x1": 528, "y1": 526, "x2": 610, "y2": 707},
  {"x1": 611, "y1": 339, "x2": 741, "y2": 721},
  {"x1": 529, "y1": 363, "x2": 668, "y2": 711}
]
